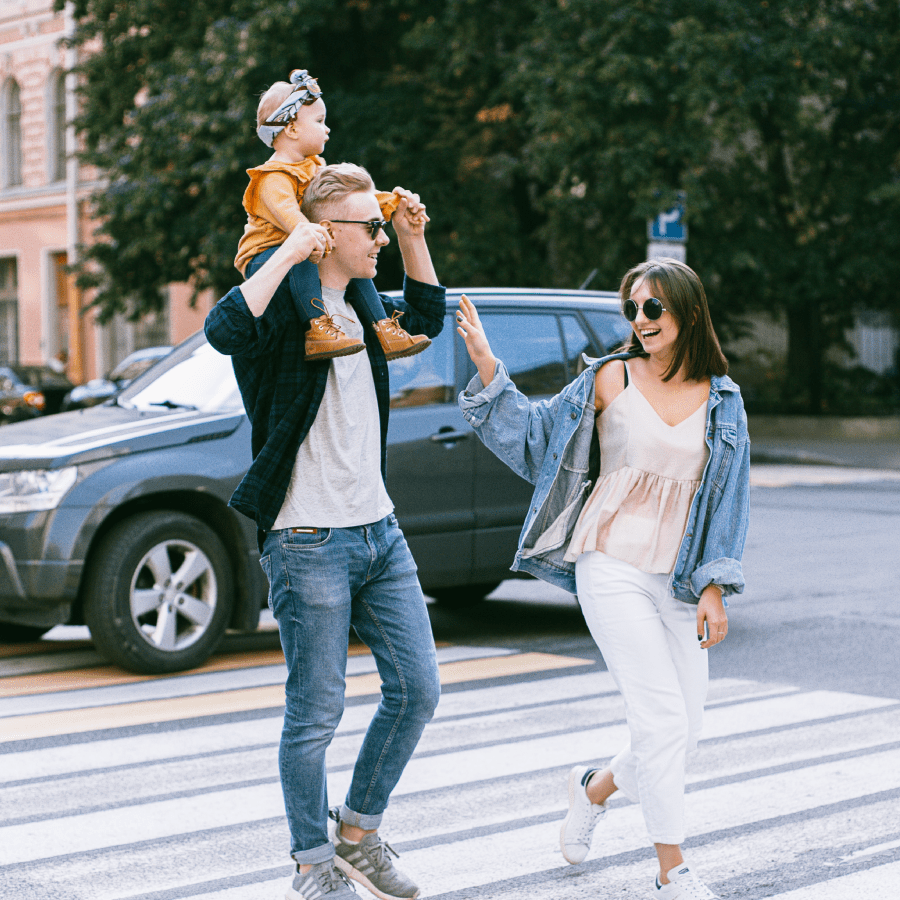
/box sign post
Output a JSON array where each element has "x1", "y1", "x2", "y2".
[{"x1": 647, "y1": 195, "x2": 687, "y2": 263}]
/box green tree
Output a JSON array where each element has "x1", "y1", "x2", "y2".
[
  {"x1": 60, "y1": 0, "x2": 444, "y2": 318},
  {"x1": 64, "y1": 0, "x2": 900, "y2": 412},
  {"x1": 514, "y1": 0, "x2": 900, "y2": 411}
]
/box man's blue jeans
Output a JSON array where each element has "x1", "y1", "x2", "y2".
[{"x1": 261, "y1": 513, "x2": 440, "y2": 864}]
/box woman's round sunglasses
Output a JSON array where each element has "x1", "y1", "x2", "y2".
[{"x1": 623, "y1": 297, "x2": 668, "y2": 322}]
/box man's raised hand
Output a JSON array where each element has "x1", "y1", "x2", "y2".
[
  {"x1": 391, "y1": 187, "x2": 430, "y2": 237},
  {"x1": 287, "y1": 221, "x2": 333, "y2": 264}
]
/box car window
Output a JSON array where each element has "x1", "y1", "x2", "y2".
[
  {"x1": 119, "y1": 339, "x2": 243, "y2": 413},
  {"x1": 12, "y1": 366, "x2": 71, "y2": 388},
  {"x1": 480, "y1": 312, "x2": 567, "y2": 397},
  {"x1": 560, "y1": 315, "x2": 594, "y2": 379},
  {"x1": 389, "y1": 315, "x2": 454, "y2": 409},
  {"x1": 582, "y1": 309, "x2": 632, "y2": 353}
]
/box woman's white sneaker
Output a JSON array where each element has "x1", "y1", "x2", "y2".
[
  {"x1": 653, "y1": 864, "x2": 720, "y2": 899},
  {"x1": 559, "y1": 765, "x2": 608, "y2": 864}
]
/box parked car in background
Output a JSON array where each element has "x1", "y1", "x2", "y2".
[
  {"x1": 0, "y1": 288, "x2": 631, "y2": 673},
  {"x1": 61, "y1": 346, "x2": 173, "y2": 411},
  {"x1": 0, "y1": 365, "x2": 74, "y2": 424}
]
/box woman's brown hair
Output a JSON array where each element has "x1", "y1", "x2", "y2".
[{"x1": 618, "y1": 258, "x2": 728, "y2": 382}]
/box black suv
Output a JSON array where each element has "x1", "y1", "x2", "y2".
[{"x1": 0, "y1": 289, "x2": 629, "y2": 673}]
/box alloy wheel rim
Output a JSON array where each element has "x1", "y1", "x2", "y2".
[{"x1": 129, "y1": 539, "x2": 217, "y2": 652}]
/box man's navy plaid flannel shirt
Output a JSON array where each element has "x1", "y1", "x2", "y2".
[{"x1": 205, "y1": 274, "x2": 446, "y2": 538}]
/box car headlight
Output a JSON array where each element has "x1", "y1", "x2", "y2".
[{"x1": 0, "y1": 467, "x2": 78, "y2": 513}]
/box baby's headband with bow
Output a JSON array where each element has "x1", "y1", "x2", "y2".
[{"x1": 257, "y1": 69, "x2": 323, "y2": 148}]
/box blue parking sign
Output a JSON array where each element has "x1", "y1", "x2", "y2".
[{"x1": 648, "y1": 201, "x2": 687, "y2": 242}]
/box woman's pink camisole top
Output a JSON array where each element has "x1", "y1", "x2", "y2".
[{"x1": 565, "y1": 362, "x2": 710, "y2": 574}]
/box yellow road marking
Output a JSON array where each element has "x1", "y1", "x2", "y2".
[
  {"x1": 1, "y1": 652, "x2": 591, "y2": 743},
  {"x1": 0, "y1": 642, "x2": 428, "y2": 698},
  {"x1": 0, "y1": 641, "x2": 89, "y2": 659}
]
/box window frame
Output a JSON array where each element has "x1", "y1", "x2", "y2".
[
  {"x1": 2, "y1": 78, "x2": 23, "y2": 188},
  {"x1": 47, "y1": 69, "x2": 68, "y2": 183},
  {"x1": 0, "y1": 256, "x2": 20, "y2": 365},
  {"x1": 473, "y1": 307, "x2": 571, "y2": 399}
]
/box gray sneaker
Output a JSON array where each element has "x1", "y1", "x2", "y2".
[
  {"x1": 287, "y1": 859, "x2": 357, "y2": 900},
  {"x1": 329, "y1": 808, "x2": 420, "y2": 900}
]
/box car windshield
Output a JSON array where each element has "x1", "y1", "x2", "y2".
[
  {"x1": 108, "y1": 348, "x2": 171, "y2": 384},
  {"x1": 117, "y1": 335, "x2": 244, "y2": 413}
]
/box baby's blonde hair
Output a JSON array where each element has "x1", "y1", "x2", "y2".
[{"x1": 256, "y1": 81, "x2": 295, "y2": 130}]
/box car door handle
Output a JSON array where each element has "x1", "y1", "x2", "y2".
[{"x1": 430, "y1": 428, "x2": 472, "y2": 443}]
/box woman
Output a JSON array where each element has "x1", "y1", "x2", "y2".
[{"x1": 455, "y1": 258, "x2": 750, "y2": 900}]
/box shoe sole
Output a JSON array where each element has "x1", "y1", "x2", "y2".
[
  {"x1": 333, "y1": 855, "x2": 419, "y2": 900},
  {"x1": 306, "y1": 344, "x2": 367, "y2": 361},
  {"x1": 383, "y1": 339, "x2": 432, "y2": 361},
  {"x1": 560, "y1": 764, "x2": 590, "y2": 865}
]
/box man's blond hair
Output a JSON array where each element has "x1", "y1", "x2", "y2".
[
  {"x1": 301, "y1": 163, "x2": 376, "y2": 223},
  {"x1": 256, "y1": 81, "x2": 294, "y2": 129}
]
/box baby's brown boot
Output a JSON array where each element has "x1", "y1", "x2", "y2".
[
  {"x1": 371, "y1": 311, "x2": 431, "y2": 361},
  {"x1": 305, "y1": 299, "x2": 366, "y2": 362}
]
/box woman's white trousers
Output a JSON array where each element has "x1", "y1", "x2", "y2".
[{"x1": 575, "y1": 550, "x2": 709, "y2": 845}]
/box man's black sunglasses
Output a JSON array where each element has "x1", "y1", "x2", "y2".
[
  {"x1": 328, "y1": 219, "x2": 388, "y2": 239},
  {"x1": 623, "y1": 297, "x2": 668, "y2": 322}
]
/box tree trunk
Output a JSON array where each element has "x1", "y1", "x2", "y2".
[{"x1": 785, "y1": 299, "x2": 824, "y2": 414}]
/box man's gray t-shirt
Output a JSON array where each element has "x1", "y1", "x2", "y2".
[{"x1": 272, "y1": 286, "x2": 393, "y2": 529}]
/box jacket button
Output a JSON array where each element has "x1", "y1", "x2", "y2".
[
  {"x1": 570, "y1": 412, "x2": 577, "y2": 419},
  {"x1": 553, "y1": 452, "x2": 558, "y2": 459}
]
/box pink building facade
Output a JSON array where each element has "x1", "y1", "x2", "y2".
[{"x1": 0, "y1": 0, "x2": 210, "y2": 385}]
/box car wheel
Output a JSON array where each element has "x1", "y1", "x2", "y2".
[
  {"x1": 428, "y1": 582, "x2": 501, "y2": 608},
  {"x1": 0, "y1": 622, "x2": 51, "y2": 642},
  {"x1": 83, "y1": 511, "x2": 234, "y2": 674}
]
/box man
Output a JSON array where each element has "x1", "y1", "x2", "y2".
[{"x1": 205, "y1": 164, "x2": 444, "y2": 900}]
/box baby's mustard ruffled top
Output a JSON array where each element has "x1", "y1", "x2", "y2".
[{"x1": 235, "y1": 155, "x2": 402, "y2": 275}]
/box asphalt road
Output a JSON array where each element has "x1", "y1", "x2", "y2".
[{"x1": 1, "y1": 468, "x2": 898, "y2": 899}]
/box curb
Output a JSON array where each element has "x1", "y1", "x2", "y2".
[{"x1": 748, "y1": 415, "x2": 900, "y2": 440}]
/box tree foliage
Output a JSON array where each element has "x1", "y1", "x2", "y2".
[{"x1": 63, "y1": 0, "x2": 900, "y2": 411}]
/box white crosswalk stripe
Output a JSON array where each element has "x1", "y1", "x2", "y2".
[{"x1": 1, "y1": 645, "x2": 899, "y2": 899}]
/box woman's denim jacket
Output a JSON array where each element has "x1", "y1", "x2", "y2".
[{"x1": 458, "y1": 351, "x2": 751, "y2": 603}]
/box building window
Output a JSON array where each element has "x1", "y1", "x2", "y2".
[
  {"x1": 105, "y1": 300, "x2": 171, "y2": 372},
  {"x1": 50, "y1": 70, "x2": 67, "y2": 182},
  {"x1": 3, "y1": 79, "x2": 23, "y2": 188},
  {"x1": 133, "y1": 302, "x2": 171, "y2": 350},
  {"x1": 0, "y1": 259, "x2": 19, "y2": 364},
  {"x1": 52, "y1": 251, "x2": 71, "y2": 361}
]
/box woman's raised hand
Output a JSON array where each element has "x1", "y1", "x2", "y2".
[{"x1": 456, "y1": 294, "x2": 497, "y2": 387}]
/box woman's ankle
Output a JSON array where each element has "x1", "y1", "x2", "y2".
[
  {"x1": 585, "y1": 767, "x2": 617, "y2": 806},
  {"x1": 654, "y1": 844, "x2": 684, "y2": 884}
]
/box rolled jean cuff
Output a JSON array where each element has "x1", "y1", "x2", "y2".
[
  {"x1": 292, "y1": 841, "x2": 336, "y2": 866},
  {"x1": 648, "y1": 830, "x2": 686, "y2": 846},
  {"x1": 610, "y1": 762, "x2": 640, "y2": 804},
  {"x1": 340, "y1": 803, "x2": 384, "y2": 831}
]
